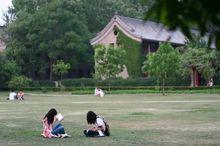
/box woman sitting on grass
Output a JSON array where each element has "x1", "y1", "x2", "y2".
[
  {"x1": 41, "y1": 108, "x2": 70, "y2": 138},
  {"x1": 84, "y1": 111, "x2": 110, "y2": 137},
  {"x1": 17, "y1": 90, "x2": 24, "y2": 100}
]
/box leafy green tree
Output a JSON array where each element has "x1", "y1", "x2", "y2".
[
  {"x1": 4, "y1": 0, "x2": 147, "y2": 80},
  {"x1": 7, "y1": 0, "x2": 91, "y2": 80},
  {"x1": 142, "y1": 42, "x2": 180, "y2": 95},
  {"x1": 181, "y1": 36, "x2": 220, "y2": 86},
  {"x1": 53, "y1": 60, "x2": 70, "y2": 86},
  {"x1": 8, "y1": 75, "x2": 31, "y2": 90},
  {"x1": 94, "y1": 45, "x2": 125, "y2": 80},
  {"x1": 142, "y1": 0, "x2": 220, "y2": 49},
  {"x1": 80, "y1": 0, "x2": 146, "y2": 33},
  {"x1": 0, "y1": 54, "x2": 21, "y2": 87}
]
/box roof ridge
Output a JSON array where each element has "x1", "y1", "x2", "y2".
[{"x1": 116, "y1": 15, "x2": 163, "y2": 26}]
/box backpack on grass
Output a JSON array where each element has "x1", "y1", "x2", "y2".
[{"x1": 103, "y1": 119, "x2": 110, "y2": 136}]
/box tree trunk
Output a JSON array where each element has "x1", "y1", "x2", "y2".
[
  {"x1": 49, "y1": 58, "x2": 53, "y2": 81},
  {"x1": 190, "y1": 67, "x2": 194, "y2": 87},
  {"x1": 108, "y1": 81, "x2": 110, "y2": 92},
  {"x1": 162, "y1": 78, "x2": 165, "y2": 96},
  {"x1": 60, "y1": 73, "x2": 63, "y2": 86}
]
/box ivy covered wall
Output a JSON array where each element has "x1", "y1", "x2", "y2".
[{"x1": 117, "y1": 29, "x2": 142, "y2": 78}]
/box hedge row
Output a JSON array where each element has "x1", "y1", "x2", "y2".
[
  {"x1": 1, "y1": 85, "x2": 220, "y2": 92},
  {"x1": 1, "y1": 75, "x2": 220, "y2": 90},
  {"x1": 30, "y1": 80, "x2": 55, "y2": 87},
  {"x1": 60, "y1": 77, "x2": 191, "y2": 87}
]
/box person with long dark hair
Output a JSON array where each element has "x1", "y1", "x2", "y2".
[
  {"x1": 84, "y1": 111, "x2": 110, "y2": 137},
  {"x1": 41, "y1": 108, "x2": 69, "y2": 138}
]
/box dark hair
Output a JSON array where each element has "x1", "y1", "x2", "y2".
[
  {"x1": 44, "y1": 108, "x2": 57, "y2": 125},
  {"x1": 87, "y1": 111, "x2": 97, "y2": 124}
]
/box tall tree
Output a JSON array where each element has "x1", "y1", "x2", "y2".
[
  {"x1": 81, "y1": 0, "x2": 146, "y2": 33},
  {"x1": 142, "y1": 42, "x2": 180, "y2": 95},
  {"x1": 7, "y1": 0, "x2": 91, "y2": 80},
  {"x1": 4, "y1": 0, "x2": 146, "y2": 81},
  {"x1": 0, "y1": 54, "x2": 21, "y2": 88}
]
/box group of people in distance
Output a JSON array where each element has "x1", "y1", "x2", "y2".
[
  {"x1": 7, "y1": 90, "x2": 25, "y2": 100},
  {"x1": 7, "y1": 87, "x2": 104, "y2": 100},
  {"x1": 41, "y1": 108, "x2": 110, "y2": 138}
]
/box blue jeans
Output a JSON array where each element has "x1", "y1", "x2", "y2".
[{"x1": 52, "y1": 123, "x2": 65, "y2": 135}]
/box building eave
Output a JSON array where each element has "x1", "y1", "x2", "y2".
[{"x1": 90, "y1": 15, "x2": 142, "y2": 46}]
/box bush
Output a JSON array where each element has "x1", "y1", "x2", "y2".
[
  {"x1": 214, "y1": 75, "x2": 220, "y2": 85},
  {"x1": 30, "y1": 80, "x2": 55, "y2": 87},
  {"x1": 41, "y1": 87, "x2": 48, "y2": 93},
  {"x1": 8, "y1": 76, "x2": 32, "y2": 90},
  {"x1": 61, "y1": 77, "x2": 190, "y2": 87},
  {"x1": 62, "y1": 78, "x2": 96, "y2": 87}
]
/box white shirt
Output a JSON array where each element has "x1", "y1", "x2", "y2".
[
  {"x1": 94, "y1": 88, "x2": 99, "y2": 96},
  {"x1": 96, "y1": 117, "x2": 105, "y2": 136},
  {"x1": 9, "y1": 92, "x2": 16, "y2": 100},
  {"x1": 94, "y1": 88, "x2": 105, "y2": 97},
  {"x1": 99, "y1": 89, "x2": 105, "y2": 97}
]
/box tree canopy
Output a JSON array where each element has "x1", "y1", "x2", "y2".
[
  {"x1": 6, "y1": 0, "x2": 92, "y2": 80},
  {"x1": 94, "y1": 45, "x2": 125, "y2": 80},
  {"x1": 53, "y1": 60, "x2": 70, "y2": 84},
  {"x1": 142, "y1": 42, "x2": 181, "y2": 95},
  {"x1": 181, "y1": 35, "x2": 220, "y2": 85},
  {"x1": 2, "y1": 0, "x2": 145, "y2": 83}
]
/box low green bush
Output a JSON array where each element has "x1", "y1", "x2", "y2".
[
  {"x1": 61, "y1": 77, "x2": 190, "y2": 87},
  {"x1": 30, "y1": 80, "x2": 55, "y2": 87},
  {"x1": 62, "y1": 78, "x2": 96, "y2": 87},
  {"x1": 214, "y1": 75, "x2": 220, "y2": 85},
  {"x1": 40, "y1": 87, "x2": 47, "y2": 93}
]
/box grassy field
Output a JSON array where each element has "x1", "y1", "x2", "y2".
[{"x1": 0, "y1": 92, "x2": 220, "y2": 146}]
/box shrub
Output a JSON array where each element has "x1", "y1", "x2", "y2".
[
  {"x1": 41, "y1": 87, "x2": 48, "y2": 93},
  {"x1": 30, "y1": 80, "x2": 55, "y2": 87},
  {"x1": 8, "y1": 76, "x2": 32, "y2": 90},
  {"x1": 213, "y1": 75, "x2": 220, "y2": 85},
  {"x1": 61, "y1": 77, "x2": 190, "y2": 87}
]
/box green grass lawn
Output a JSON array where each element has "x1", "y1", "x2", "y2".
[{"x1": 0, "y1": 92, "x2": 220, "y2": 146}]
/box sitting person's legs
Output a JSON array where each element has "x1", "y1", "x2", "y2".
[
  {"x1": 52, "y1": 123, "x2": 65, "y2": 135},
  {"x1": 84, "y1": 129, "x2": 99, "y2": 137}
]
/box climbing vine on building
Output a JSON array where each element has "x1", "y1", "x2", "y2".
[{"x1": 116, "y1": 29, "x2": 142, "y2": 78}]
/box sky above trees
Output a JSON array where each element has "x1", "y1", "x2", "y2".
[{"x1": 0, "y1": 0, "x2": 12, "y2": 25}]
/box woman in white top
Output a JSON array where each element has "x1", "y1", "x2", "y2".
[
  {"x1": 8, "y1": 90, "x2": 17, "y2": 100},
  {"x1": 94, "y1": 87, "x2": 105, "y2": 97},
  {"x1": 84, "y1": 111, "x2": 109, "y2": 137}
]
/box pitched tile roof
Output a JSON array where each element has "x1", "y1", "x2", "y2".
[
  {"x1": 117, "y1": 15, "x2": 186, "y2": 44},
  {"x1": 91, "y1": 15, "x2": 187, "y2": 45}
]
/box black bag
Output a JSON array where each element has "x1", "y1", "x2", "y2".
[{"x1": 104, "y1": 120, "x2": 110, "y2": 136}]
